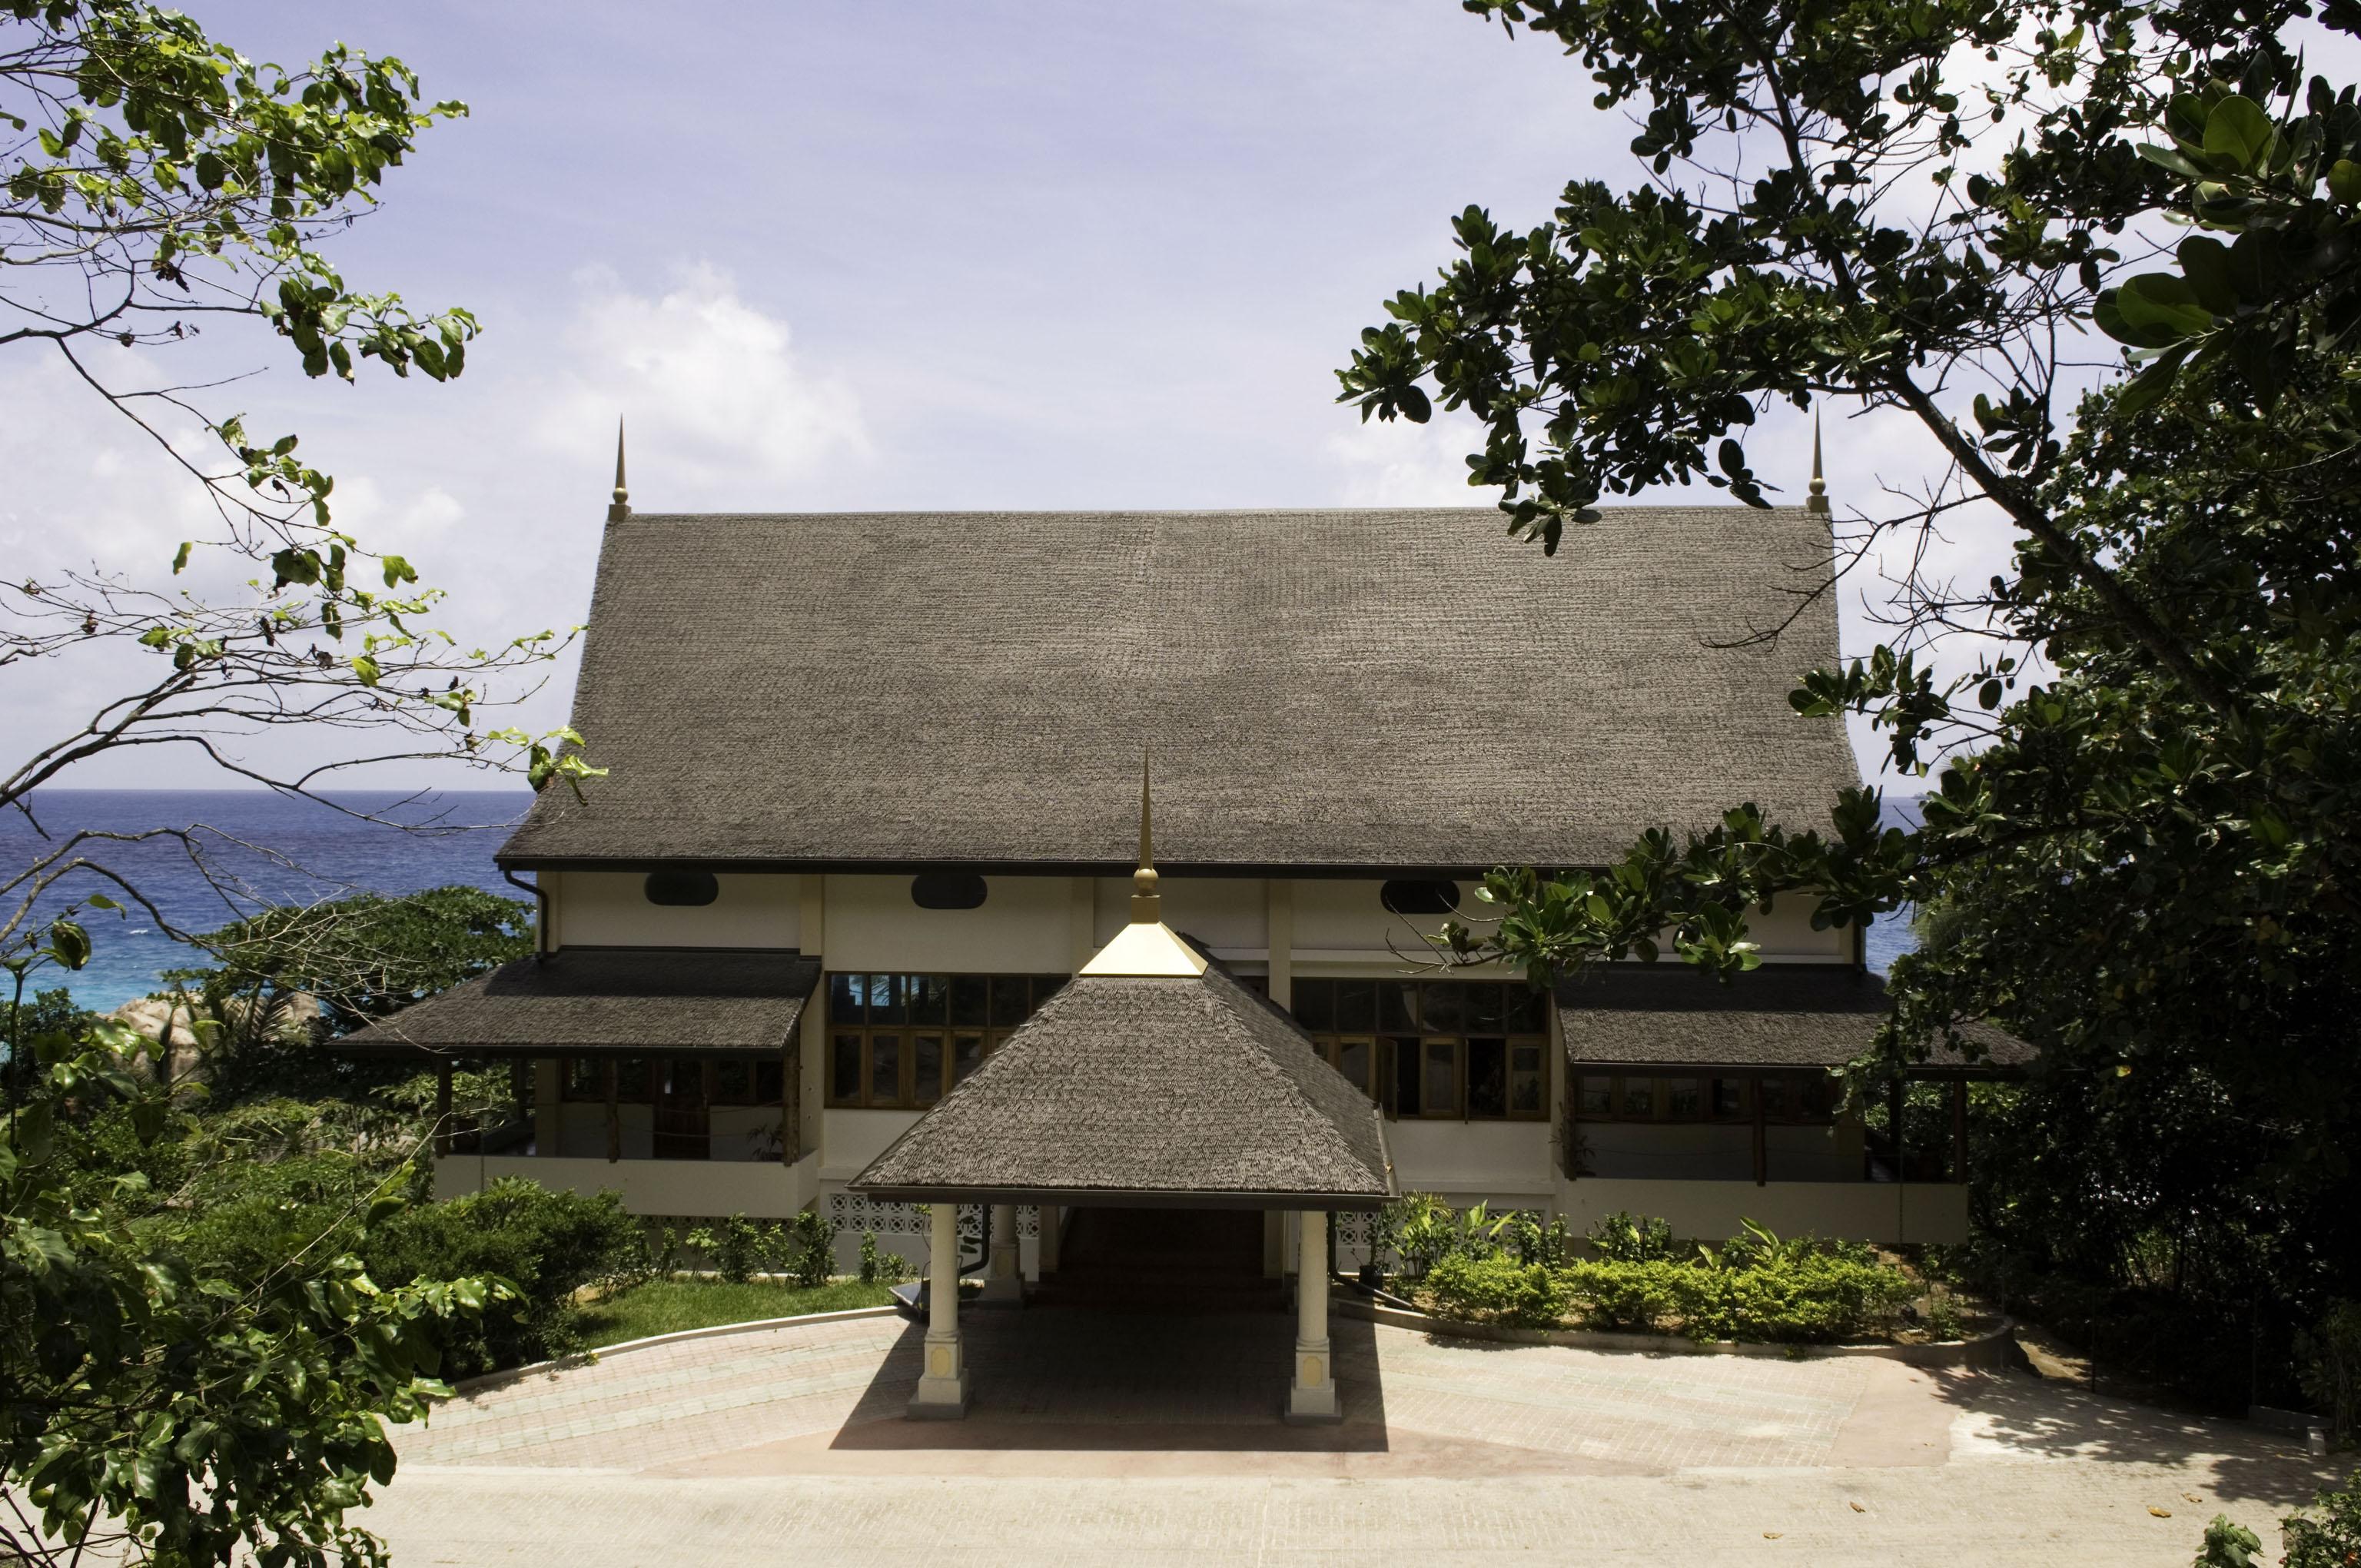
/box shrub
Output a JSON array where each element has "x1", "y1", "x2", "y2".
[
  {"x1": 786, "y1": 1208, "x2": 837, "y2": 1288},
  {"x1": 2298, "y1": 1300, "x2": 2361, "y2": 1444},
  {"x1": 1422, "y1": 1253, "x2": 1569, "y2": 1327},
  {"x1": 686, "y1": 1213, "x2": 766, "y2": 1284},
  {"x1": 1682, "y1": 1253, "x2": 1917, "y2": 1344},
  {"x1": 2283, "y1": 1470, "x2": 2361, "y2": 1568},
  {"x1": 1562, "y1": 1259, "x2": 1690, "y2": 1334},
  {"x1": 368, "y1": 1178, "x2": 643, "y2": 1375},
  {"x1": 1587, "y1": 1211, "x2": 1676, "y2": 1262},
  {"x1": 1497, "y1": 1209, "x2": 1576, "y2": 1268},
  {"x1": 858, "y1": 1230, "x2": 908, "y2": 1284},
  {"x1": 1376, "y1": 1192, "x2": 1457, "y2": 1279}
]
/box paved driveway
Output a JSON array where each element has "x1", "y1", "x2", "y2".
[{"x1": 374, "y1": 1306, "x2": 2339, "y2": 1566}]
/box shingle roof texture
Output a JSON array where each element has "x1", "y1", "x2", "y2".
[
  {"x1": 501, "y1": 507, "x2": 1858, "y2": 870},
  {"x1": 1556, "y1": 964, "x2": 2034, "y2": 1071},
  {"x1": 335, "y1": 947, "x2": 819, "y2": 1057},
  {"x1": 853, "y1": 954, "x2": 1393, "y2": 1204}
]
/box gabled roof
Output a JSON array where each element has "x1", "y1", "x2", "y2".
[
  {"x1": 334, "y1": 947, "x2": 819, "y2": 1058},
  {"x1": 1557, "y1": 963, "x2": 2034, "y2": 1075},
  {"x1": 852, "y1": 953, "x2": 1394, "y2": 1209},
  {"x1": 500, "y1": 506, "x2": 1857, "y2": 872}
]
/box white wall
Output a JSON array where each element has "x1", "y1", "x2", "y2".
[
  {"x1": 1384, "y1": 1120, "x2": 1556, "y2": 1199},
  {"x1": 823, "y1": 874, "x2": 1072, "y2": 972},
  {"x1": 1574, "y1": 1121, "x2": 1865, "y2": 1183},
  {"x1": 822, "y1": 1106, "x2": 923, "y2": 1183},
  {"x1": 433, "y1": 1152, "x2": 819, "y2": 1220},
  {"x1": 545, "y1": 870, "x2": 802, "y2": 948},
  {"x1": 1094, "y1": 875, "x2": 1267, "y2": 951},
  {"x1": 1556, "y1": 1175, "x2": 1968, "y2": 1246}
]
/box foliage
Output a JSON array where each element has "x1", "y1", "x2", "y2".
[
  {"x1": 2283, "y1": 1470, "x2": 2361, "y2": 1568},
  {"x1": 2299, "y1": 1301, "x2": 2361, "y2": 1444},
  {"x1": 2, "y1": 1018, "x2": 493, "y2": 1567},
  {"x1": 1495, "y1": 1208, "x2": 1576, "y2": 1267},
  {"x1": 686, "y1": 1214, "x2": 768, "y2": 1286},
  {"x1": 576, "y1": 1278, "x2": 897, "y2": 1350},
  {"x1": 858, "y1": 1229, "x2": 908, "y2": 1285},
  {"x1": 1373, "y1": 1191, "x2": 1459, "y2": 1280},
  {"x1": 169, "y1": 885, "x2": 533, "y2": 1041},
  {"x1": 367, "y1": 1179, "x2": 643, "y2": 1377},
  {"x1": 785, "y1": 1209, "x2": 838, "y2": 1289},
  {"x1": 2194, "y1": 1514, "x2": 2264, "y2": 1568},
  {"x1": 1354, "y1": 0, "x2": 2361, "y2": 1411},
  {"x1": 1421, "y1": 1252, "x2": 1572, "y2": 1327},
  {"x1": 1558, "y1": 1260, "x2": 1691, "y2": 1334},
  {"x1": 1586, "y1": 1210, "x2": 1676, "y2": 1262}
]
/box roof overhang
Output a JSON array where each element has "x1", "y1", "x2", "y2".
[
  {"x1": 330, "y1": 946, "x2": 821, "y2": 1061},
  {"x1": 848, "y1": 1182, "x2": 1390, "y2": 1211}
]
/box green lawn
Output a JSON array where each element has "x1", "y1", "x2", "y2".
[{"x1": 577, "y1": 1277, "x2": 899, "y2": 1349}]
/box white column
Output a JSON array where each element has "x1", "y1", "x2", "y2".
[
  {"x1": 981, "y1": 1201, "x2": 1023, "y2": 1303},
  {"x1": 1286, "y1": 1208, "x2": 1340, "y2": 1422},
  {"x1": 911, "y1": 1203, "x2": 968, "y2": 1417}
]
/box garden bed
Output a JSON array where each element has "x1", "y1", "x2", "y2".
[{"x1": 576, "y1": 1277, "x2": 898, "y2": 1348}]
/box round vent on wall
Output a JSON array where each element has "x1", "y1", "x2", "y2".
[
  {"x1": 911, "y1": 872, "x2": 988, "y2": 910},
  {"x1": 1380, "y1": 878, "x2": 1461, "y2": 915},
  {"x1": 643, "y1": 869, "x2": 720, "y2": 907}
]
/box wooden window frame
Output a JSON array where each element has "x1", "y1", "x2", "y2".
[
  {"x1": 824, "y1": 971, "x2": 1064, "y2": 1110},
  {"x1": 1295, "y1": 975, "x2": 1549, "y2": 1123},
  {"x1": 1570, "y1": 1074, "x2": 1838, "y2": 1125}
]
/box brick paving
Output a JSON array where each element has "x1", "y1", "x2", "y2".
[{"x1": 376, "y1": 1305, "x2": 2343, "y2": 1566}]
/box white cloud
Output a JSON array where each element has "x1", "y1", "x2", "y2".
[
  {"x1": 533, "y1": 263, "x2": 868, "y2": 503},
  {"x1": 1323, "y1": 412, "x2": 1493, "y2": 507}
]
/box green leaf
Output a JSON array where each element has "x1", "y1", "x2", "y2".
[
  {"x1": 2176, "y1": 236, "x2": 2236, "y2": 315},
  {"x1": 2103, "y1": 274, "x2": 2214, "y2": 346},
  {"x1": 2330, "y1": 159, "x2": 2361, "y2": 205},
  {"x1": 46, "y1": 919, "x2": 91, "y2": 970},
  {"x1": 2201, "y1": 95, "x2": 2273, "y2": 174},
  {"x1": 171, "y1": 540, "x2": 191, "y2": 573}
]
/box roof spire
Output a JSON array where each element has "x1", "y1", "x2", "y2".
[
  {"x1": 1805, "y1": 408, "x2": 1830, "y2": 516},
  {"x1": 1131, "y1": 746, "x2": 1160, "y2": 924},
  {"x1": 607, "y1": 417, "x2": 631, "y2": 524}
]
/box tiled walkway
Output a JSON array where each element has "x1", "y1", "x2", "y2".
[{"x1": 377, "y1": 1305, "x2": 2342, "y2": 1565}]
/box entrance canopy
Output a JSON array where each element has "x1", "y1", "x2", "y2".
[
  {"x1": 334, "y1": 946, "x2": 821, "y2": 1060},
  {"x1": 853, "y1": 776, "x2": 1394, "y2": 1212}
]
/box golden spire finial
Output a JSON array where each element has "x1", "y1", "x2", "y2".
[
  {"x1": 1130, "y1": 746, "x2": 1160, "y2": 924},
  {"x1": 607, "y1": 417, "x2": 631, "y2": 523},
  {"x1": 1805, "y1": 408, "x2": 1830, "y2": 516}
]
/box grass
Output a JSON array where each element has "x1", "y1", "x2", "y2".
[{"x1": 576, "y1": 1277, "x2": 899, "y2": 1349}]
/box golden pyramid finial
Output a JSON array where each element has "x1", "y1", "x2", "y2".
[
  {"x1": 1130, "y1": 747, "x2": 1160, "y2": 924},
  {"x1": 1805, "y1": 408, "x2": 1830, "y2": 516},
  {"x1": 607, "y1": 417, "x2": 631, "y2": 523}
]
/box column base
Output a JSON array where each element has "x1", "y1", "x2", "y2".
[
  {"x1": 978, "y1": 1273, "x2": 1025, "y2": 1305},
  {"x1": 908, "y1": 1370, "x2": 970, "y2": 1420},
  {"x1": 1284, "y1": 1340, "x2": 1340, "y2": 1423}
]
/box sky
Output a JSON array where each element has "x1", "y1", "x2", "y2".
[{"x1": 5, "y1": 0, "x2": 2028, "y2": 796}]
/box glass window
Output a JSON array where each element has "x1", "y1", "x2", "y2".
[
  {"x1": 953, "y1": 1031, "x2": 985, "y2": 1086},
  {"x1": 1292, "y1": 979, "x2": 1334, "y2": 1033},
  {"x1": 1466, "y1": 1038, "x2": 1507, "y2": 1118},
  {"x1": 1420, "y1": 982, "x2": 1466, "y2": 1035},
  {"x1": 565, "y1": 1057, "x2": 604, "y2": 1101},
  {"x1": 1336, "y1": 979, "x2": 1376, "y2": 1032},
  {"x1": 1423, "y1": 1040, "x2": 1459, "y2": 1115},
  {"x1": 1712, "y1": 1078, "x2": 1749, "y2": 1120},
  {"x1": 1337, "y1": 1040, "x2": 1371, "y2": 1098},
  {"x1": 659, "y1": 1058, "x2": 705, "y2": 1100},
  {"x1": 754, "y1": 1058, "x2": 784, "y2": 1103},
  {"x1": 868, "y1": 1034, "x2": 902, "y2": 1105},
  {"x1": 912, "y1": 1034, "x2": 945, "y2": 1105},
  {"x1": 1509, "y1": 1044, "x2": 1544, "y2": 1115},
  {"x1": 951, "y1": 975, "x2": 990, "y2": 1027},
  {"x1": 905, "y1": 974, "x2": 949, "y2": 1025},
  {"x1": 1378, "y1": 981, "x2": 1418, "y2": 1033},
  {"x1": 713, "y1": 1058, "x2": 752, "y2": 1104},
  {"x1": 613, "y1": 1058, "x2": 651, "y2": 1101},
  {"x1": 1391, "y1": 1038, "x2": 1423, "y2": 1116},
  {"x1": 1579, "y1": 1075, "x2": 1613, "y2": 1117},
  {"x1": 1466, "y1": 983, "x2": 1507, "y2": 1031},
  {"x1": 1506, "y1": 985, "x2": 1549, "y2": 1033},
  {"x1": 832, "y1": 1034, "x2": 861, "y2": 1102},
  {"x1": 1665, "y1": 1078, "x2": 1704, "y2": 1121},
  {"x1": 829, "y1": 972, "x2": 865, "y2": 1025},
  {"x1": 1620, "y1": 1078, "x2": 1655, "y2": 1119},
  {"x1": 990, "y1": 975, "x2": 1030, "y2": 1027},
  {"x1": 866, "y1": 973, "x2": 905, "y2": 1026},
  {"x1": 1759, "y1": 1078, "x2": 1794, "y2": 1121},
  {"x1": 1032, "y1": 975, "x2": 1065, "y2": 1008}
]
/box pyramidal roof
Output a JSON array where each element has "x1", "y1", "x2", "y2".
[{"x1": 851, "y1": 769, "x2": 1393, "y2": 1208}]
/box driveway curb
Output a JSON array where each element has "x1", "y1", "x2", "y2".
[{"x1": 449, "y1": 1305, "x2": 901, "y2": 1396}]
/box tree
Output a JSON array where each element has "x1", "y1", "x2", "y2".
[
  {"x1": 1347, "y1": 0, "x2": 2361, "y2": 1402},
  {"x1": 2, "y1": 0, "x2": 595, "y2": 968}
]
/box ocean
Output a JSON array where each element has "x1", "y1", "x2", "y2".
[{"x1": 3, "y1": 790, "x2": 1926, "y2": 1011}]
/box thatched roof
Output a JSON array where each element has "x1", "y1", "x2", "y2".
[
  {"x1": 1557, "y1": 964, "x2": 2034, "y2": 1075},
  {"x1": 334, "y1": 947, "x2": 819, "y2": 1058},
  {"x1": 500, "y1": 506, "x2": 1856, "y2": 872},
  {"x1": 852, "y1": 948, "x2": 1393, "y2": 1208}
]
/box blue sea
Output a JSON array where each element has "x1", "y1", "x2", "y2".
[
  {"x1": 3, "y1": 790, "x2": 533, "y2": 1009},
  {"x1": 3, "y1": 790, "x2": 1927, "y2": 1011}
]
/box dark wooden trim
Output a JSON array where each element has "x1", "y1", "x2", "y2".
[
  {"x1": 603, "y1": 1058, "x2": 620, "y2": 1164},
  {"x1": 1751, "y1": 1081, "x2": 1767, "y2": 1187}
]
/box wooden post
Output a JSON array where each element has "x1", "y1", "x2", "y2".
[
  {"x1": 781, "y1": 1040, "x2": 799, "y2": 1164},
  {"x1": 1751, "y1": 1078, "x2": 1767, "y2": 1188},
  {"x1": 1888, "y1": 1075, "x2": 1906, "y2": 1182},
  {"x1": 433, "y1": 1061, "x2": 453, "y2": 1158},
  {"x1": 604, "y1": 1057, "x2": 621, "y2": 1164},
  {"x1": 1951, "y1": 1078, "x2": 1969, "y2": 1184}
]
